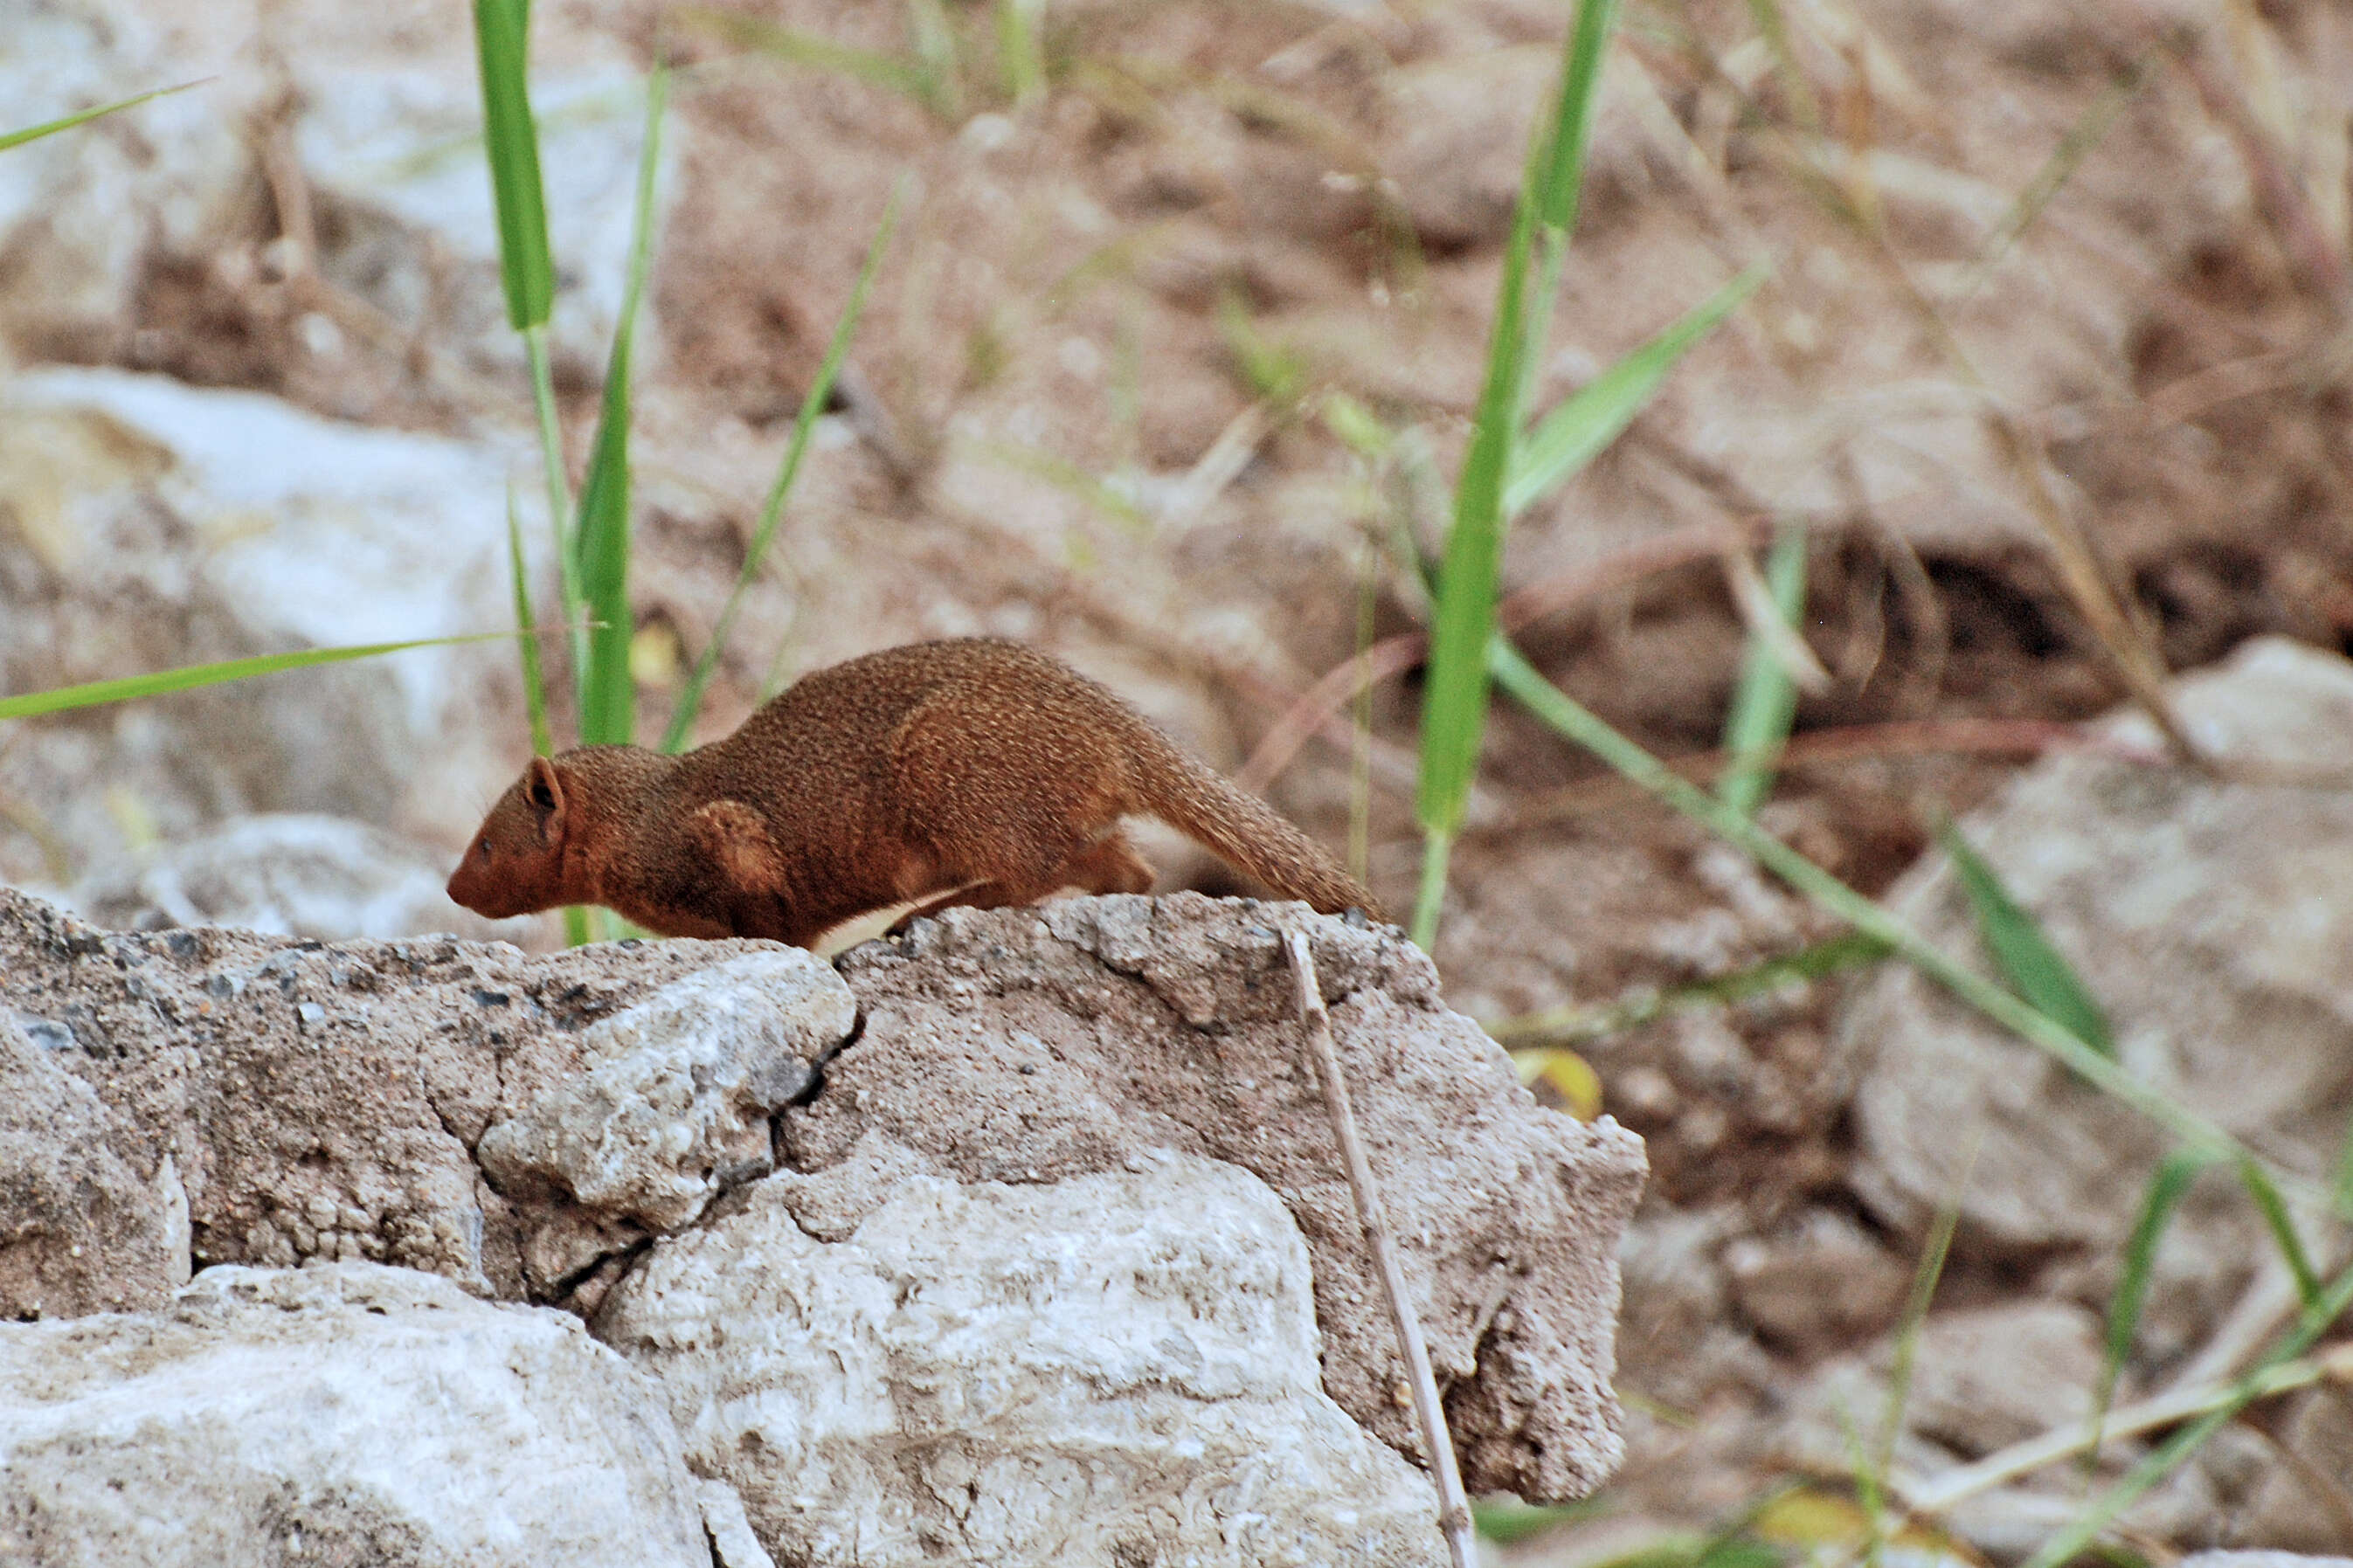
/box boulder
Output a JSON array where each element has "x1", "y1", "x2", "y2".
[
  {"x1": 0, "y1": 886, "x2": 1646, "y2": 1559},
  {"x1": 1841, "y1": 638, "x2": 2353, "y2": 1351},
  {"x1": 0, "y1": 888, "x2": 845, "y2": 1310},
  {"x1": 603, "y1": 1151, "x2": 1450, "y2": 1567},
  {"x1": 0, "y1": 1262, "x2": 721, "y2": 1568},
  {"x1": 813, "y1": 894, "x2": 1649, "y2": 1502},
  {"x1": 0, "y1": 369, "x2": 546, "y2": 881},
  {"x1": 59, "y1": 812, "x2": 536, "y2": 944}
]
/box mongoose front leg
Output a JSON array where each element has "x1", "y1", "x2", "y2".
[{"x1": 685, "y1": 799, "x2": 792, "y2": 939}]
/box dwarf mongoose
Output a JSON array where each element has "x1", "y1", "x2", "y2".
[{"x1": 446, "y1": 638, "x2": 1381, "y2": 947}]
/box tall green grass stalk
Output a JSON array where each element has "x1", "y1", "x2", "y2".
[
  {"x1": 473, "y1": 0, "x2": 585, "y2": 679},
  {"x1": 573, "y1": 65, "x2": 668, "y2": 749},
  {"x1": 1413, "y1": 0, "x2": 1619, "y2": 947},
  {"x1": 1512, "y1": 0, "x2": 1620, "y2": 425},
  {"x1": 661, "y1": 179, "x2": 905, "y2": 754}
]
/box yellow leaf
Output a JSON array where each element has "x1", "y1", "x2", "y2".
[{"x1": 1511, "y1": 1046, "x2": 1602, "y2": 1120}]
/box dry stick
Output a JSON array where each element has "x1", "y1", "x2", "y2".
[{"x1": 1284, "y1": 930, "x2": 1476, "y2": 1567}]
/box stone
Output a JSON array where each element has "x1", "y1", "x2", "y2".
[
  {"x1": 1781, "y1": 1302, "x2": 2103, "y2": 1475},
  {"x1": 59, "y1": 812, "x2": 536, "y2": 943},
  {"x1": 0, "y1": 368, "x2": 544, "y2": 878},
  {"x1": 601, "y1": 1152, "x2": 1450, "y2": 1568},
  {"x1": 479, "y1": 951, "x2": 855, "y2": 1235},
  {"x1": 0, "y1": 1017, "x2": 186, "y2": 1319},
  {"x1": 0, "y1": 888, "x2": 844, "y2": 1303},
  {"x1": 0, "y1": 1261, "x2": 714, "y2": 1567},
  {"x1": 812, "y1": 893, "x2": 1649, "y2": 1502},
  {"x1": 1720, "y1": 1207, "x2": 1912, "y2": 1353},
  {"x1": 1841, "y1": 639, "x2": 2353, "y2": 1344}
]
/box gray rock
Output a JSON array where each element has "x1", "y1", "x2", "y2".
[
  {"x1": 0, "y1": 1262, "x2": 714, "y2": 1568},
  {"x1": 479, "y1": 951, "x2": 855, "y2": 1234},
  {"x1": 0, "y1": 888, "x2": 837, "y2": 1302},
  {"x1": 1720, "y1": 1207, "x2": 1911, "y2": 1353},
  {"x1": 0, "y1": 369, "x2": 544, "y2": 885},
  {"x1": 816, "y1": 893, "x2": 1649, "y2": 1502},
  {"x1": 1781, "y1": 1301, "x2": 2103, "y2": 1476},
  {"x1": 60, "y1": 812, "x2": 537, "y2": 943},
  {"x1": 0, "y1": 1018, "x2": 187, "y2": 1319},
  {"x1": 1842, "y1": 639, "x2": 2353, "y2": 1335},
  {"x1": 0, "y1": 886, "x2": 1645, "y2": 1560},
  {"x1": 602, "y1": 1152, "x2": 1450, "y2": 1567}
]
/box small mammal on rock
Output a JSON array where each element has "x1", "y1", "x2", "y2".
[{"x1": 447, "y1": 638, "x2": 1382, "y2": 947}]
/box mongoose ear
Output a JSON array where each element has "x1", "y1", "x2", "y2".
[{"x1": 526, "y1": 756, "x2": 568, "y2": 846}]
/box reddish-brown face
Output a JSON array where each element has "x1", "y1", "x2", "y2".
[{"x1": 446, "y1": 756, "x2": 571, "y2": 919}]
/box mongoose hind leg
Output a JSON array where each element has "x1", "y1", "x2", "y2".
[{"x1": 1061, "y1": 829, "x2": 1156, "y2": 895}]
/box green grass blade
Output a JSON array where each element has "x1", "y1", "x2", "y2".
[
  {"x1": 2024, "y1": 1258, "x2": 2353, "y2": 1568},
  {"x1": 512, "y1": 488, "x2": 590, "y2": 949},
  {"x1": 505, "y1": 487, "x2": 556, "y2": 759},
  {"x1": 2091, "y1": 1149, "x2": 2217, "y2": 1464},
  {"x1": 1410, "y1": 52, "x2": 1558, "y2": 944},
  {"x1": 1512, "y1": 0, "x2": 1622, "y2": 418},
  {"x1": 1, "y1": 633, "x2": 530, "y2": 721},
  {"x1": 572, "y1": 66, "x2": 668, "y2": 749},
  {"x1": 2237, "y1": 1156, "x2": 2322, "y2": 1309},
  {"x1": 1717, "y1": 522, "x2": 1808, "y2": 819},
  {"x1": 662, "y1": 178, "x2": 903, "y2": 754},
  {"x1": 1505, "y1": 266, "x2": 1764, "y2": 519},
  {"x1": 1940, "y1": 821, "x2": 2114, "y2": 1057},
  {"x1": 0, "y1": 80, "x2": 204, "y2": 153},
  {"x1": 1483, "y1": 633, "x2": 2269, "y2": 1178},
  {"x1": 473, "y1": 0, "x2": 555, "y2": 332}
]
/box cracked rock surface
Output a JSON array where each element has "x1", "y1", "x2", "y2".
[
  {"x1": 0, "y1": 1262, "x2": 717, "y2": 1568},
  {"x1": 0, "y1": 888, "x2": 836, "y2": 1308},
  {"x1": 0, "y1": 887, "x2": 1644, "y2": 1563}
]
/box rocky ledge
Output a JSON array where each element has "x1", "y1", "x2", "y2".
[{"x1": 0, "y1": 888, "x2": 1644, "y2": 1566}]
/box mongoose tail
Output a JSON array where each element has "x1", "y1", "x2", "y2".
[{"x1": 1120, "y1": 720, "x2": 1385, "y2": 922}]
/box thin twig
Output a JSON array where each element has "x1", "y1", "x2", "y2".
[{"x1": 1284, "y1": 930, "x2": 1476, "y2": 1567}]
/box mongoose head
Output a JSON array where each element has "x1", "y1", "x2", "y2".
[{"x1": 446, "y1": 755, "x2": 573, "y2": 919}]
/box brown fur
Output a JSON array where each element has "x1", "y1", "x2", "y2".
[{"x1": 446, "y1": 639, "x2": 1383, "y2": 948}]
